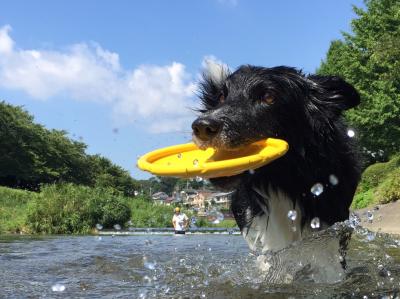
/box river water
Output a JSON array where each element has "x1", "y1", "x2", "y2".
[{"x1": 1, "y1": 224, "x2": 400, "y2": 298}]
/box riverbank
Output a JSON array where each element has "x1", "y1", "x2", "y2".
[{"x1": 355, "y1": 200, "x2": 400, "y2": 235}]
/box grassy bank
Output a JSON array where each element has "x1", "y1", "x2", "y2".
[
  {"x1": 0, "y1": 186, "x2": 35, "y2": 233},
  {"x1": 352, "y1": 154, "x2": 400, "y2": 209}
]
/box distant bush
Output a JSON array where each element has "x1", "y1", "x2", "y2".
[
  {"x1": 0, "y1": 186, "x2": 36, "y2": 233},
  {"x1": 357, "y1": 155, "x2": 400, "y2": 193},
  {"x1": 26, "y1": 184, "x2": 131, "y2": 234},
  {"x1": 375, "y1": 168, "x2": 400, "y2": 204},
  {"x1": 352, "y1": 154, "x2": 400, "y2": 209},
  {"x1": 128, "y1": 196, "x2": 176, "y2": 228},
  {"x1": 352, "y1": 189, "x2": 374, "y2": 209}
]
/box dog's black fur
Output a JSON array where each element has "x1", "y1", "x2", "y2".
[{"x1": 192, "y1": 65, "x2": 361, "y2": 244}]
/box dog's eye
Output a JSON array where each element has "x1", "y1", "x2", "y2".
[
  {"x1": 219, "y1": 93, "x2": 225, "y2": 103},
  {"x1": 262, "y1": 93, "x2": 274, "y2": 105}
]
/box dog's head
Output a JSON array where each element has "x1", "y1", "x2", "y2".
[{"x1": 192, "y1": 65, "x2": 360, "y2": 152}]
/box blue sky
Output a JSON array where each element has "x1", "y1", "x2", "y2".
[{"x1": 0, "y1": 0, "x2": 363, "y2": 179}]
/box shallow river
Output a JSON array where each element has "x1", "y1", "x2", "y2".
[{"x1": 1, "y1": 224, "x2": 400, "y2": 298}]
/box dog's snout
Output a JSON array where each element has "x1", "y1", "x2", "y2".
[{"x1": 192, "y1": 118, "x2": 221, "y2": 141}]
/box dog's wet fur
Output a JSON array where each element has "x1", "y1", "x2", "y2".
[{"x1": 192, "y1": 65, "x2": 361, "y2": 252}]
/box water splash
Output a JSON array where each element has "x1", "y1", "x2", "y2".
[
  {"x1": 311, "y1": 183, "x2": 324, "y2": 196},
  {"x1": 310, "y1": 217, "x2": 320, "y2": 229},
  {"x1": 287, "y1": 210, "x2": 297, "y2": 221},
  {"x1": 367, "y1": 211, "x2": 374, "y2": 222},
  {"x1": 347, "y1": 129, "x2": 355, "y2": 137},
  {"x1": 329, "y1": 174, "x2": 339, "y2": 186},
  {"x1": 1, "y1": 224, "x2": 400, "y2": 298},
  {"x1": 51, "y1": 284, "x2": 66, "y2": 292}
]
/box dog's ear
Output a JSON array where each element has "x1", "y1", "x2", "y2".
[
  {"x1": 199, "y1": 59, "x2": 230, "y2": 109},
  {"x1": 308, "y1": 75, "x2": 360, "y2": 112}
]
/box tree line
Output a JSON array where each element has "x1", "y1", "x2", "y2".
[{"x1": 0, "y1": 101, "x2": 140, "y2": 196}]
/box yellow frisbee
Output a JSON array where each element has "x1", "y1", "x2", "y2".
[{"x1": 137, "y1": 138, "x2": 288, "y2": 178}]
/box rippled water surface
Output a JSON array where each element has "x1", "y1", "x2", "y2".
[{"x1": 1, "y1": 226, "x2": 400, "y2": 298}]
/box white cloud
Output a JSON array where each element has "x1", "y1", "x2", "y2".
[
  {"x1": 0, "y1": 25, "x2": 199, "y2": 133},
  {"x1": 0, "y1": 25, "x2": 14, "y2": 54}
]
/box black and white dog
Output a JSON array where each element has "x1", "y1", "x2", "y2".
[{"x1": 192, "y1": 64, "x2": 361, "y2": 252}]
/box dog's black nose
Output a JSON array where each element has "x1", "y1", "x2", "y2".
[{"x1": 192, "y1": 118, "x2": 221, "y2": 141}]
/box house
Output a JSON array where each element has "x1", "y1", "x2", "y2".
[
  {"x1": 151, "y1": 191, "x2": 169, "y2": 205},
  {"x1": 180, "y1": 189, "x2": 232, "y2": 210},
  {"x1": 206, "y1": 191, "x2": 233, "y2": 209}
]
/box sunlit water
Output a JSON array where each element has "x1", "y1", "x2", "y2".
[{"x1": 0, "y1": 225, "x2": 399, "y2": 298}]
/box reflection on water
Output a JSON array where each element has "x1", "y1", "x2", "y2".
[{"x1": 0, "y1": 224, "x2": 399, "y2": 298}]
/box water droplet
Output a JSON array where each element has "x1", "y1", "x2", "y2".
[
  {"x1": 142, "y1": 275, "x2": 152, "y2": 284},
  {"x1": 208, "y1": 247, "x2": 212, "y2": 251},
  {"x1": 347, "y1": 129, "x2": 355, "y2": 138},
  {"x1": 51, "y1": 284, "x2": 66, "y2": 292},
  {"x1": 96, "y1": 236, "x2": 102, "y2": 241},
  {"x1": 113, "y1": 224, "x2": 121, "y2": 230},
  {"x1": 287, "y1": 210, "x2": 297, "y2": 221},
  {"x1": 144, "y1": 261, "x2": 156, "y2": 270},
  {"x1": 144, "y1": 239, "x2": 152, "y2": 245},
  {"x1": 310, "y1": 183, "x2": 324, "y2": 196},
  {"x1": 206, "y1": 210, "x2": 224, "y2": 224},
  {"x1": 366, "y1": 232, "x2": 375, "y2": 241},
  {"x1": 195, "y1": 176, "x2": 203, "y2": 182},
  {"x1": 311, "y1": 217, "x2": 320, "y2": 229},
  {"x1": 367, "y1": 211, "x2": 374, "y2": 222},
  {"x1": 329, "y1": 174, "x2": 339, "y2": 186},
  {"x1": 177, "y1": 153, "x2": 182, "y2": 159},
  {"x1": 249, "y1": 169, "x2": 255, "y2": 175},
  {"x1": 95, "y1": 223, "x2": 103, "y2": 230},
  {"x1": 349, "y1": 213, "x2": 361, "y2": 228},
  {"x1": 193, "y1": 159, "x2": 199, "y2": 167}
]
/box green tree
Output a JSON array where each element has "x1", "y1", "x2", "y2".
[
  {"x1": 318, "y1": 0, "x2": 400, "y2": 160},
  {"x1": 88, "y1": 155, "x2": 140, "y2": 197},
  {"x1": 0, "y1": 101, "x2": 139, "y2": 194}
]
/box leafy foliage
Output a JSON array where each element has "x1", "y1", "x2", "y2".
[
  {"x1": 127, "y1": 195, "x2": 191, "y2": 227},
  {"x1": 0, "y1": 101, "x2": 139, "y2": 195},
  {"x1": 375, "y1": 168, "x2": 400, "y2": 204},
  {"x1": 26, "y1": 184, "x2": 131, "y2": 234},
  {"x1": 0, "y1": 186, "x2": 35, "y2": 233},
  {"x1": 352, "y1": 154, "x2": 400, "y2": 208},
  {"x1": 318, "y1": 0, "x2": 400, "y2": 160}
]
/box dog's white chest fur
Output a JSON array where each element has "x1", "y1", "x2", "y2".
[{"x1": 243, "y1": 185, "x2": 306, "y2": 252}]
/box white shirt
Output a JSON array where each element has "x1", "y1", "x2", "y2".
[{"x1": 173, "y1": 213, "x2": 188, "y2": 231}]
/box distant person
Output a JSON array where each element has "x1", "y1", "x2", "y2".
[{"x1": 172, "y1": 207, "x2": 188, "y2": 234}]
